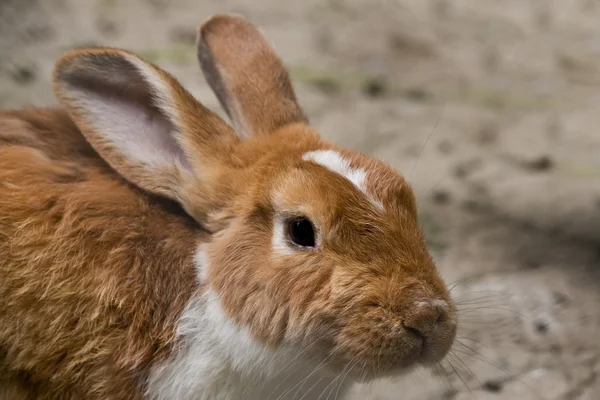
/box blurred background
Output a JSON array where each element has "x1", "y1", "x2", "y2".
[{"x1": 1, "y1": 0, "x2": 600, "y2": 399}]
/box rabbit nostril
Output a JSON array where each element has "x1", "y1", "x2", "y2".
[
  {"x1": 402, "y1": 322, "x2": 425, "y2": 339},
  {"x1": 402, "y1": 301, "x2": 447, "y2": 339}
]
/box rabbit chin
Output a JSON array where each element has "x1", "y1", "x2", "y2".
[{"x1": 145, "y1": 249, "x2": 350, "y2": 400}]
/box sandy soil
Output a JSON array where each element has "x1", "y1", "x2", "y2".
[{"x1": 1, "y1": 0, "x2": 600, "y2": 399}]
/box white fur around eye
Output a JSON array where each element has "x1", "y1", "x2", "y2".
[
  {"x1": 272, "y1": 217, "x2": 295, "y2": 256},
  {"x1": 302, "y1": 150, "x2": 384, "y2": 211}
]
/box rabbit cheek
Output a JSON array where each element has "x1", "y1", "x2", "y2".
[{"x1": 199, "y1": 226, "x2": 290, "y2": 349}]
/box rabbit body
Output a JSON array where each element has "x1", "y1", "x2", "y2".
[
  {"x1": 0, "y1": 13, "x2": 456, "y2": 400},
  {"x1": 0, "y1": 108, "x2": 347, "y2": 400}
]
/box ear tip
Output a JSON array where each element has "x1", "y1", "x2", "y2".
[
  {"x1": 54, "y1": 49, "x2": 90, "y2": 72},
  {"x1": 199, "y1": 12, "x2": 249, "y2": 31},
  {"x1": 52, "y1": 47, "x2": 145, "y2": 101},
  {"x1": 53, "y1": 47, "x2": 131, "y2": 80},
  {"x1": 52, "y1": 49, "x2": 93, "y2": 88},
  {"x1": 197, "y1": 13, "x2": 256, "y2": 44}
]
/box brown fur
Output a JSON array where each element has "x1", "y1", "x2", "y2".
[
  {"x1": 203, "y1": 126, "x2": 455, "y2": 377},
  {"x1": 0, "y1": 109, "x2": 202, "y2": 398},
  {"x1": 197, "y1": 14, "x2": 308, "y2": 137},
  {"x1": 0, "y1": 13, "x2": 456, "y2": 399}
]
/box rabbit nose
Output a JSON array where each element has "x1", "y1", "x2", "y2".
[{"x1": 402, "y1": 300, "x2": 448, "y2": 338}]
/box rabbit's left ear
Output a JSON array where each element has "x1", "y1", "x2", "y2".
[
  {"x1": 53, "y1": 47, "x2": 239, "y2": 215},
  {"x1": 197, "y1": 14, "x2": 308, "y2": 139}
]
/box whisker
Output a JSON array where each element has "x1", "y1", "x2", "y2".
[
  {"x1": 276, "y1": 351, "x2": 336, "y2": 400},
  {"x1": 457, "y1": 306, "x2": 528, "y2": 320},
  {"x1": 376, "y1": 343, "x2": 384, "y2": 378},
  {"x1": 334, "y1": 351, "x2": 365, "y2": 400},
  {"x1": 260, "y1": 323, "x2": 299, "y2": 392},
  {"x1": 316, "y1": 374, "x2": 341, "y2": 400},
  {"x1": 449, "y1": 351, "x2": 480, "y2": 385},
  {"x1": 453, "y1": 341, "x2": 507, "y2": 374},
  {"x1": 451, "y1": 341, "x2": 539, "y2": 396},
  {"x1": 455, "y1": 336, "x2": 489, "y2": 349},
  {"x1": 295, "y1": 375, "x2": 326, "y2": 400},
  {"x1": 446, "y1": 358, "x2": 475, "y2": 400},
  {"x1": 455, "y1": 296, "x2": 512, "y2": 307},
  {"x1": 424, "y1": 174, "x2": 449, "y2": 197},
  {"x1": 326, "y1": 374, "x2": 343, "y2": 400},
  {"x1": 267, "y1": 336, "x2": 326, "y2": 399},
  {"x1": 457, "y1": 301, "x2": 510, "y2": 309},
  {"x1": 455, "y1": 293, "x2": 511, "y2": 305},
  {"x1": 433, "y1": 362, "x2": 454, "y2": 390},
  {"x1": 454, "y1": 289, "x2": 511, "y2": 297},
  {"x1": 409, "y1": 105, "x2": 446, "y2": 183},
  {"x1": 457, "y1": 319, "x2": 514, "y2": 326},
  {"x1": 447, "y1": 276, "x2": 479, "y2": 293}
]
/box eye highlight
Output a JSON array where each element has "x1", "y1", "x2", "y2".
[{"x1": 286, "y1": 217, "x2": 316, "y2": 248}]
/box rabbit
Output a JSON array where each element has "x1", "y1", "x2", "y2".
[{"x1": 0, "y1": 13, "x2": 457, "y2": 400}]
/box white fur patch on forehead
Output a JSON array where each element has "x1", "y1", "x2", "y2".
[{"x1": 302, "y1": 150, "x2": 384, "y2": 210}]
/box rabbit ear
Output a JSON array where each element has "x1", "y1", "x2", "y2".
[
  {"x1": 53, "y1": 47, "x2": 238, "y2": 209},
  {"x1": 197, "y1": 14, "x2": 308, "y2": 138}
]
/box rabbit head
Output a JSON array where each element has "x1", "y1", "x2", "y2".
[{"x1": 52, "y1": 14, "x2": 456, "y2": 381}]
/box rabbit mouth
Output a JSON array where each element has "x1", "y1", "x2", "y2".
[{"x1": 298, "y1": 307, "x2": 457, "y2": 381}]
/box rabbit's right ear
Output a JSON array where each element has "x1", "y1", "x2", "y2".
[
  {"x1": 53, "y1": 48, "x2": 239, "y2": 214},
  {"x1": 197, "y1": 14, "x2": 308, "y2": 138}
]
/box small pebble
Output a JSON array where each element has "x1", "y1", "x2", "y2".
[
  {"x1": 483, "y1": 381, "x2": 503, "y2": 393},
  {"x1": 523, "y1": 155, "x2": 554, "y2": 172},
  {"x1": 535, "y1": 320, "x2": 549, "y2": 334},
  {"x1": 454, "y1": 165, "x2": 468, "y2": 179},
  {"x1": 462, "y1": 199, "x2": 482, "y2": 213},
  {"x1": 552, "y1": 291, "x2": 570, "y2": 305},
  {"x1": 10, "y1": 65, "x2": 36, "y2": 84},
  {"x1": 432, "y1": 190, "x2": 451, "y2": 205},
  {"x1": 404, "y1": 87, "x2": 430, "y2": 102},
  {"x1": 362, "y1": 78, "x2": 387, "y2": 98}
]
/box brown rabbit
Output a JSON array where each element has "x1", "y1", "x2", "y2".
[{"x1": 0, "y1": 14, "x2": 457, "y2": 400}]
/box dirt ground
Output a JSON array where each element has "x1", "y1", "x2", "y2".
[{"x1": 1, "y1": 0, "x2": 600, "y2": 399}]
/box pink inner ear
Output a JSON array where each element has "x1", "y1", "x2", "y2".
[
  {"x1": 74, "y1": 89, "x2": 190, "y2": 171},
  {"x1": 55, "y1": 51, "x2": 192, "y2": 172}
]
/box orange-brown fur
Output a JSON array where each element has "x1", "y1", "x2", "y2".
[
  {"x1": 0, "y1": 13, "x2": 456, "y2": 400},
  {"x1": 197, "y1": 14, "x2": 308, "y2": 137},
  {"x1": 0, "y1": 109, "x2": 201, "y2": 399},
  {"x1": 202, "y1": 125, "x2": 455, "y2": 376}
]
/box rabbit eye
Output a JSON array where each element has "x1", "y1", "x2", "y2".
[{"x1": 286, "y1": 217, "x2": 316, "y2": 248}]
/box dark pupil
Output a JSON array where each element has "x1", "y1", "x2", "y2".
[{"x1": 287, "y1": 218, "x2": 315, "y2": 247}]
